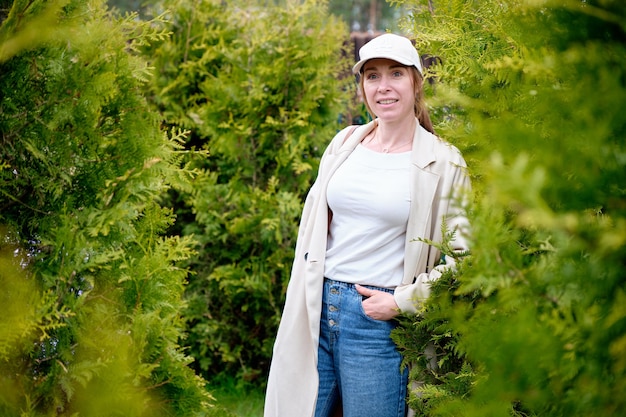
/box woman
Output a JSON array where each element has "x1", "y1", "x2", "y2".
[{"x1": 264, "y1": 33, "x2": 471, "y2": 417}]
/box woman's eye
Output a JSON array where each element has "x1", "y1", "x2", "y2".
[{"x1": 366, "y1": 73, "x2": 379, "y2": 80}]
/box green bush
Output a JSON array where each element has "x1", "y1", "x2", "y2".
[
  {"x1": 140, "y1": 0, "x2": 351, "y2": 383},
  {"x1": 391, "y1": 0, "x2": 626, "y2": 415},
  {"x1": 0, "y1": 0, "x2": 212, "y2": 414}
]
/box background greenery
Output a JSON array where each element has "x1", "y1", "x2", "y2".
[
  {"x1": 136, "y1": 0, "x2": 351, "y2": 384},
  {"x1": 106, "y1": 0, "x2": 407, "y2": 33},
  {"x1": 1, "y1": 0, "x2": 625, "y2": 416}
]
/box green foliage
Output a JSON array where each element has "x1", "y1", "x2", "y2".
[
  {"x1": 0, "y1": 0, "x2": 73, "y2": 62},
  {"x1": 392, "y1": 264, "x2": 478, "y2": 417},
  {"x1": 207, "y1": 376, "x2": 264, "y2": 417},
  {"x1": 139, "y1": 0, "x2": 351, "y2": 383},
  {"x1": 0, "y1": 0, "x2": 212, "y2": 414},
  {"x1": 327, "y1": 0, "x2": 405, "y2": 32},
  {"x1": 391, "y1": 0, "x2": 626, "y2": 415}
]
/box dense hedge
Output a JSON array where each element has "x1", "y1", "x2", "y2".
[
  {"x1": 0, "y1": 1, "x2": 212, "y2": 415},
  {"x1": 139, "y1": 0, "x2": 351, "y2": 383}
]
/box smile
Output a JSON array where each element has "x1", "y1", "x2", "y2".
[{"x1": 377, "y1": 99, "x2": 398, "y2": 104}]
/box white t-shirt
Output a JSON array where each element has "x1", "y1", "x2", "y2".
[{"x1": 324, "y1": 144, "x2": 411, "y2": 288}]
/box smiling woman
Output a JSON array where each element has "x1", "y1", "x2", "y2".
[
  {"x1": 265, "y1": 33, "x2": 472, "y2": 417},
  {"x1": 355, "y1": 34, "x2": 434, "y2": 137},
  {"x1": 359, "y1": 59, "x2": 417, "y2": 152}
]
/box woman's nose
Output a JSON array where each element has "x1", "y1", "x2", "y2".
[{"x1": 377, "y1": 76, "x2": 391, "y2": 92}]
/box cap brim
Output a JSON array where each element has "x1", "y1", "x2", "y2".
[{"x1": 352, "y1": 54, "x2": 420, "y2": 75}]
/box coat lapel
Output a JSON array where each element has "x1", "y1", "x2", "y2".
[{"x1": 403, "y1": 125, "x2": 440, "y2": 284}]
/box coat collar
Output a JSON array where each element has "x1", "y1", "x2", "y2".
[
  {"x1": 337, "y1": 119, "x2": 438, "y2": 169},
  {"x1": 410, "y1": 120, "x2": 438, "y2": 169}
]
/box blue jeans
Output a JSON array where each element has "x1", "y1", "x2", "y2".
[{"x1": 314, "y1": 278, "x2": 408, "y2": 417}]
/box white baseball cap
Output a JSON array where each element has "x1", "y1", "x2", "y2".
[{"x1": 352, "y1": 33, "x2": 423, "y2": 75}]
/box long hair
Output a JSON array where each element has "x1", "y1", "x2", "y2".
[
  {"x1": 359, "y1": 65, "x2": 435, "y2": 134},
  {"x1": 410, "y1": 67, "x2": 435, "y2": 134}
]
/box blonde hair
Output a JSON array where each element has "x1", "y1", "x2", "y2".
[{"x1": 359, "y1": 66, "x2": 435, "y2": 134}]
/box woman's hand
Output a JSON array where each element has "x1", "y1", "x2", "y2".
[{"x1": 355, "y1": 284, "x2": 400, "y2": 321}]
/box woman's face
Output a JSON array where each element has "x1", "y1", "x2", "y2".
[{"x1": 361, "y1": 58, "x2": 416, "y2": 123}]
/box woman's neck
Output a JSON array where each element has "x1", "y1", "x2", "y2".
[{"x1": 372, "y1": 118, "x2": 416, "y2": 153}]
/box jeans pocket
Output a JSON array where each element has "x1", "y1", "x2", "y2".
[{"x1": 357, "y1": 295, "x2": 392, "y2": 325}]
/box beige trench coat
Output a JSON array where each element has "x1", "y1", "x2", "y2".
[{"x1": 264, "y1": 119, "x2": 471, "y2": 417}]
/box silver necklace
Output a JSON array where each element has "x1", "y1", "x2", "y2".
[{"x1": 374, "y1": 132, "x2": 413, "y2": 153}]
